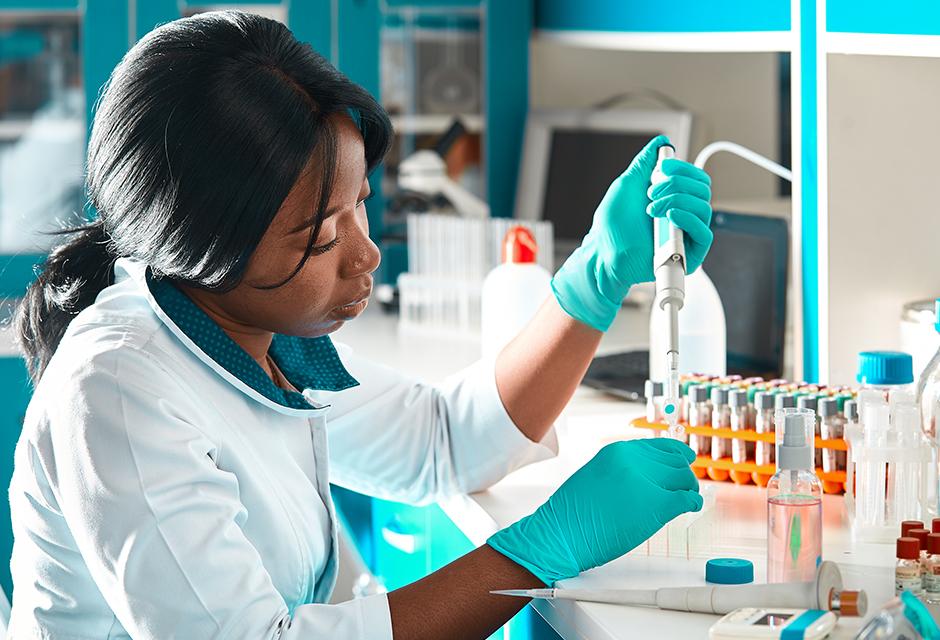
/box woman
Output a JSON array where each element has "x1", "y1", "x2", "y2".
[{"x1": 7, "y1": 11, "x2": 714, "y2": 639}]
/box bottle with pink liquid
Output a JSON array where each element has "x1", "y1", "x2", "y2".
[{"x1": 767, "y1": 407, "x2": 823, "y2": 583}]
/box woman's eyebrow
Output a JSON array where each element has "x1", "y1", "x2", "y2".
[
  {"x1": 286, "y1": 204, "x2": 340, "y2": 235},
  {"x1": 287, "y1": 167, "x2": 369, "y2": 235}
]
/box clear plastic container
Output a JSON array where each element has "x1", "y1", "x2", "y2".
[
  {"x1": 855, "y1": 591, "x2": 940, "y2": 640},
  {"x1": 918, "y1": 332, "x2": 940, "y2": 440}
]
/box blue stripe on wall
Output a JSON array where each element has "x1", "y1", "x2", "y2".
[
  {"x1": 83, "y1": 0, "x2": 129, "y2": 141},
  {"x1": 828, "y1": 0, "x2": 940, "y2": 35},
  {"x1": 485, "y1": 0, "x2": 530, "y2": 218},
  {"x1": 536, "y1": 0, "x2": 790, "y2": 33},
  {"x1": 801, "y1": 0, "x2": 819, "y2": 383}
]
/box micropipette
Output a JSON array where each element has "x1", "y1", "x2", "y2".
[
  {"x1": 491, "y1": 562, "x2": 866, "y2": 616},
  {"x1": 651, "y1": 145, "x2": 685, "y2": 439}
]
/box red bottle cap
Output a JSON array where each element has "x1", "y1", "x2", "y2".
[
  {"x1": 902, "y1": 520, "x2": 926, "y2": 537},
  {"x1": 929, "y1": 533, "x2": 940, "y2": 555},
  {"x1": 501, "y1": 226, "x2": 538, "y2": 264},
  {"x1": 910, "y1": 528, "x2": 930, "y2": 550},
  {"x1": 898, "y1": 537, "x2": 921, "y2": 560},
  {"x1": 932, "y1": 518, "x2": 940, "y2": 534}
]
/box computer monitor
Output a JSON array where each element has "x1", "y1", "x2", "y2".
[
  {"x1": 514, "y1": 107, "x2": 693, "y2": 266},
  {"x1": 705, "y1": 210, "x2": 789, "y2": 378}
]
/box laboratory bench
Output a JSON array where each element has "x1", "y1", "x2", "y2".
[{"x1": 333, "y1": 302, "x2": 915, "y2": 639}]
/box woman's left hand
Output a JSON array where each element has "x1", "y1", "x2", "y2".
[{"x1": 550, "y1": 134, "x2": 713, "y2": 332}]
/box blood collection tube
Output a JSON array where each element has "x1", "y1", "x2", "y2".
[
  {"x1": 644, "y1": 380, "x2": 664, "y2": 425},
  {"x1": 797, "y1": 395, "x2": 820, "y2": 468},
  {"x1": 729, "y1": 389, "x2": 750, "y2": 464},
  {"x1": 711, "y1": 386, "x2": 731, "y2": 461},
  {"x1": 754, "y1": 391, "x2": 775, "y2": 467},
  {"x1": 819, "y1": 397, "x2": 846, "y2": 472},
  {"x1": 688, "y1": 385, "x2": 712, "y2": 456}
]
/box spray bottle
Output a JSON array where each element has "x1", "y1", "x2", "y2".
[{"x1": 768, "y1": 407, "x2": 823, "y2": 583}]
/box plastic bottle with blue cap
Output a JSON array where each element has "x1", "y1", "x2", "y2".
[{"x1": 857, "y1": 350, "x2": 915, "y2": 404}]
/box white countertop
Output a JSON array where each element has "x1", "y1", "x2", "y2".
[{"x1": 334, "y1": 302, "x2": 910, "y2": 639}]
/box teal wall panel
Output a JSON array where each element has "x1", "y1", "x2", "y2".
[
  {"x1": 0, "y1": 255, "x2": 43, "y2": 299},
  {"x1": 828, "y1": 0, "x2": 940, "y2": 35},
  {"x1": 536, "y1": 0, "x2": 791, "y2": 33},
  {"x1": 485, "y1": 0, "x2": 530, "y2": 218},
  {"x1": 134, "y1": 0, "x2": 178, "y2": 40},
  {"x1": 288, "y1": 0, "x2": 331, "y2": 58},
  {"x1": 83, "y1": 1, "x2": 130, "y2": 140},
  {"x1": 0, "y1": 357, "x2": 34, "y2": 600}
]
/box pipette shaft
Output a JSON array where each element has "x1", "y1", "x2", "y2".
[{"x1": 651, "y1": 145, "x2": 686, "y2": 437}]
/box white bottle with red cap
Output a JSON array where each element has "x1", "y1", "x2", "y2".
[{"x1": 481, "y1": 226, "x2": 552, "y2": 360}]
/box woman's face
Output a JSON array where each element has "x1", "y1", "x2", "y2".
[{"x1": 190, "y1": 113, "x2": 381, "y2": 339}]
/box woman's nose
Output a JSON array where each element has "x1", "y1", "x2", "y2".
[{"x1": 342, "y1": 223, "x2": 381, "y2": 279}]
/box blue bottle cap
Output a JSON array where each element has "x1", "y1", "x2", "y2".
[
  {"x1": 935, "y1": 299, "x2": 939, "y2": 333},
  {"x1": 705, "y1": 558, "x2": 754, "y2": 584},
  {"x1": 856, "y1": 351, "x2": 914, "y2": 385}
]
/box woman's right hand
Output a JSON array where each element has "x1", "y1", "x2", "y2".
[{"x1": 487, "y1": 438, "x2": 703, "y2": 586}]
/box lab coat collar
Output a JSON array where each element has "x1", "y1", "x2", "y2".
[{"x1": 113, "y1": 258, "x2": 359, "y2": 416}]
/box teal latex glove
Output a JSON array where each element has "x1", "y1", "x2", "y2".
[
  {"x1": 550, "y1": 135, "x2": 713, "y2": 332},
  {"x1": 487, "y1": 438, "x2": 703, "y2": 586}
]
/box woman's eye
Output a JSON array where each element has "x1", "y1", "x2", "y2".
[{"x1": 312, "y1": 236, "x2": 339, "y2": 255}]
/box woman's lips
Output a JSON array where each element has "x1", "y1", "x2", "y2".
[{"x1": 334, "y1": 297, "x2": 369, "y2": 318}]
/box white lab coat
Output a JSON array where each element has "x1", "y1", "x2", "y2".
[{"x1": 7, "y1": 257, "x2": 557, "y2": 639}]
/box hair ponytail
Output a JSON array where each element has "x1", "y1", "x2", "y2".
[{"x1": 15, "y1": 220, "x2": 117, "y2": 382}]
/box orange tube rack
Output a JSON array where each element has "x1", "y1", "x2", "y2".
[{"x1": 630, "y1": 418, "x2": 848, "y2": 494}]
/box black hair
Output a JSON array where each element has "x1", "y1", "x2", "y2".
[{"x1": 15, "y1": 10, "x2": 392, "y2": 382}]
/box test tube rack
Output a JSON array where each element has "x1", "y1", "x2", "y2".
[{"x1": 630, "y1": 418, "x2": 848, "y2": 494}]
